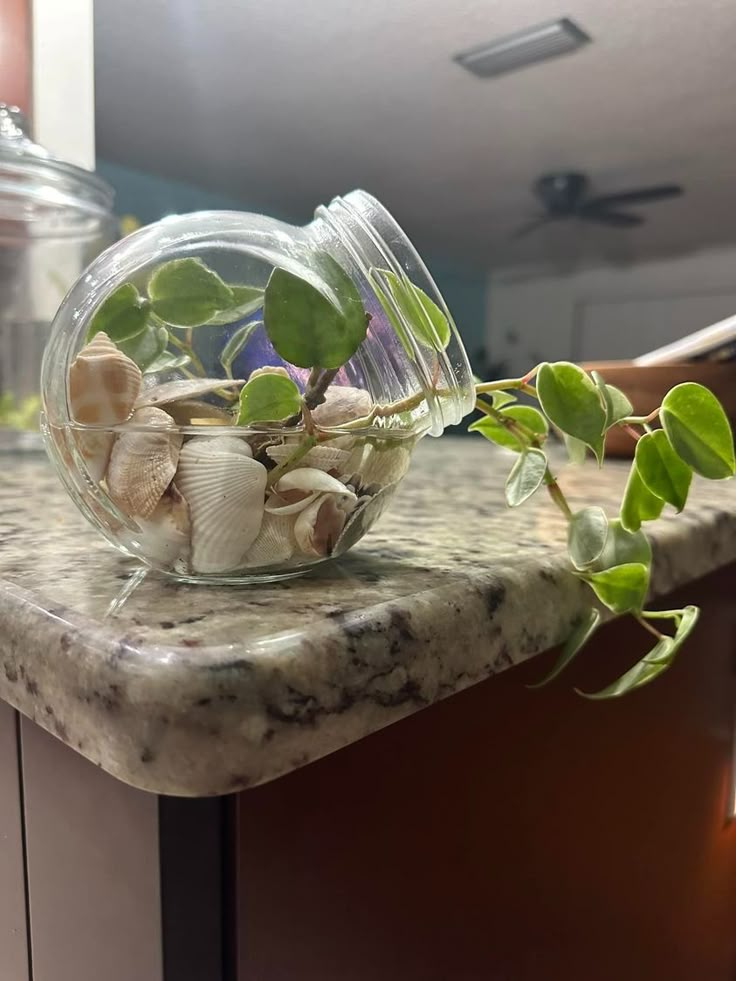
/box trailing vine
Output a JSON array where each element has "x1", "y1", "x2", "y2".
[{"x1": 87, "y1": 253, "x2": 736, "y2": 697}]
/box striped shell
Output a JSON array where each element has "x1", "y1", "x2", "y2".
[
  {"x1": 265, "y1": 442, "x2": 350, "y2": 473},
  {"x1": 242, "y1": 513, "x2": 297, "y2": 567},
  {"x1": 107, "y1": 407, "x2": 183, "y2": 518},
  {"x1": 176, "y1": 435, "x2": 267, "y2": 574},
  {"x1": 68, "y1": 332, "x2": 142, "y2": 481},
  {"x1": 135, "y1": 378, "x2": 244, "y2": 409},
  {"x1": 358, "y1": 444, "x2": 412, "y2": 487}
]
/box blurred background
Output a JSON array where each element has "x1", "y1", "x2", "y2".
[{"x1": 3, "y1": 0, "x2": 736, "y2": 385}]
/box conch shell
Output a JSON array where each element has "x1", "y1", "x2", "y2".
[
  {"x1": 106, "y1": 407, "x2": 183, "y2": 518},
  {"x1": 311, "y1": 386, "x2": 372, "y2": 427},
  {"x1": 68, "y1": 332, "x2": 142, "y2": 481},
  {"x1": 265, "y1": 468, "x2": 357, "y2": 516},
  {"x1": 294, "y1": 494, "x2": 350, "y2": 557},
  {"x1": 176, "y1": 435, "x2": 267, "y2": 574}
]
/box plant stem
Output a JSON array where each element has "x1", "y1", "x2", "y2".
[
  {"x1": 303, "y1": 368, "x2": 339, "y2": 410},
  {"x1": 166, "y1": 330, "x2": 206, "y2": 376},
  {"x1": 635, "y1": 614, "x2": 665, "y2": 640},
  {"x1": 265, "y1": 434, "x2": 318, "y2": 487},
  {"x1": 543, "y1": 471, "x2": 573, "y2": 520},
  {"x1": 620, "y1": 407, "x2": 660, "y2": 426},
  {"x1": 475, "y1": 379, "x2": 537, "y2": 398}
]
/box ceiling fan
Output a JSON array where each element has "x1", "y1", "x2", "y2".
[{"x1": 512, "y1": 171, "x2": 683, "y2": 239}]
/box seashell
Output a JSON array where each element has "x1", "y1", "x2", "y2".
[
  {"x1": 333, "y1": 483, "x2": 398, "y2": 556},
  {"x1": 135, "y1": 378, "x2": 245, "y2": 409},
  {"x1": 133, "y1": 483, "x2": 190, "y2": 566},
  {"x1": 107, "y1": 407, "x2": 183, "y2": 518},
  {"x1": 176, "y1": 435, "x2": 267, "y2": 574},
  {"x1": 311, "y1": 386, "x2": 372, "y2": 427},
  {"x1": 242, "y1": 512, "x2": 297, "y2": 567},
  {"x1": 358, "y1": 443, "x2": 412, "y2": 487},
  {"x1": 69, "y1": 332, "x2": 142, "y2": 481},
  {"x1": 265, "y1": 466, "x2": 357, "y2": 516},
  {"x1": 265, "y1": 442, "x2": 351, "y2": 472},
  {"x1": 162, "y1": 399, "x2": 235, "y2": 427},
  {"x1": 181, "y1": 434, "x2": 252, "y2": 459},
  {"x1": 294, "y1": 494, "x2": 349, "y2": 557}
]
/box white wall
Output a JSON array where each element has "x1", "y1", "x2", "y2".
[{"x1": 487, "y1": 246, "x2": 736, "y2": 376}]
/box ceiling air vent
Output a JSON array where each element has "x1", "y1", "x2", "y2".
[{"x1": 454, "y1": 18, "x2": 591, "y2": 79}]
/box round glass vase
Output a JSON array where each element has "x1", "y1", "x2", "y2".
[{"x1": 41, "y1": 189, "x2": 475, "y2": 584}]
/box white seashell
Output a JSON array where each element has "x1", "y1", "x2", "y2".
[
  {"x1": 264, "y1": 489, "x2": 319, "y2": 516},
  {"x1": 181, "y1": 434, "x2": 252, "y2": 459},
  {"x1": 135, "y1": 378, "x2": 245, "y2": 409},
  {"x1": 265, "y1": 443, "x2": 350, "y2": 472},
  {"x1": 69, "y1": 332, "x2": 142, "y2": 481},
  {"x1": 294, "y1": 494, "x2": 349, "y2": 557},
  {"x1": 275, "y1": 467, "x2": 357, "y2": 502},
  {"x1": 242, "y1": 512, "x2": 297, "y2": 567},
  {"x1": 358, "y1": 443, "x2": 412, "y2": 487},
  {"x1": 162, "y1": 399, "x2": 235, "y2": 426},
  {"x1": 311, "y1": 386, "x2": 372, "y2": 427},
  {"x1": 176, "y1": 436, "x2": 267, "y2": 574},
  {"x1": 107, "y1": 407, "x2": 183, "y2": 518},
  {"x1": 134, "y1": 483, "x2": 190, "y2": 566}
]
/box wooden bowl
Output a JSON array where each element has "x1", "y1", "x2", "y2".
[{"x1": 580, "y1": 361, "x2": 736, "y2": 457}]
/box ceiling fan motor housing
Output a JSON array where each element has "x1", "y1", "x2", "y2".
[{"x1": 534, "y1": 172, "x2": 589, "y2": 215}]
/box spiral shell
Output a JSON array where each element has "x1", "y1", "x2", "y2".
[
  {"x1": 311, "y1": 386, "x2": 372, "y2": 427},
  {"x1": 68, "y1": 332, "x2": 142, "y2": 480}
]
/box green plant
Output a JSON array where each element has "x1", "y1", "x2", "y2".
[{"x1": 89, "y1": 256, "x2": 736, "y2": 696}]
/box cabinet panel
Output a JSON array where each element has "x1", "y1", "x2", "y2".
[
  {"x1": 234, "y1": 567, "x2": 736, "y2": 981},
  {"x1": 20, "y1": 719, "x2": 163, "y2": 981}
]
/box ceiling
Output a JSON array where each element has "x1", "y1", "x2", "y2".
[{"x1": 94, "y1": 0, "x2": 736, "y2": 269}]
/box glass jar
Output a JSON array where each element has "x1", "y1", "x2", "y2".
[
  {"x1": 0, "y1": 104, "x2": 116, "y2": 451},
  {"x1": 41, "y1": 190, "x2": 474, "y2": 583}
]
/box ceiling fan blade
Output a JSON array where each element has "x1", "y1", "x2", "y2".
[
  {"x1": 510, "y1": 215, "x2": 555, "y2": 240},
  {"x1": 581, "y1": 210, "x2": 645, "y2": 228},
  {"x1": 582, "y1": 184, "x2": 683, "y2": 211}
]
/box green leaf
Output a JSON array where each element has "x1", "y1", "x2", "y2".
[
  {"x1": 563, "y1": 433, "x2": 587, "y2": 465},
  {"x1": 634, "y1": 430, "x2": 692, "y2": 512},
  {"x1": 660, "y1": 382, "x2": 735, "y2": 480},
  {"x1": 579, "y1": 562, "x2": 649, "y2": 614},
  {"x1": 490, "y1": 391, "x2": 517, "y2": 409},
  {"x1": 536, "y1": 362, "x2": 607, "y2": 462},
  {"x1": 528, "y1": 608, "x2": 601, "y2": 688},
  {"x1": 206, "y1": 285, "x2": 265, "y2": 326},
  {"x1": 592, "y1": 371, "x2": 634, "y2": 428},
  {"x1": 380, "y1": 270, "x2": 451, "y2": 352},
  {"x1": 117, "y1": 324, "x2": 168, "y2": 372},
  {"x1": 619, "y1": 463, "x2": 665, "y2": 532},
  {"x1": 220, "y1": 321, "x2": 260, "y2": 377},
  {"x1": 87, "y1": 283, "x2": 150, "y2": 343},
  {"x1": 505, "y1": 448, "x2": 547, "y2": 507},
  {"x1": 143, "y1": 350, "x2": 191, "y2": 374},
  {"x1": 468, "y1": 405, "x2": 548, "y2": 452},
  {"x1": 568, "y1": 507, "x2": 609, "y2": 569},
  {"x1": 593, "y1": 518, "x2": 651, "y2": 571},
  {"x1": 264, "y1": 254, "x2": 367, "y2": 369},
  {"x1": 579, "y1": 605, "x2": 699, "y2": 699},
  {"x1": 236, "y1": 373, "x2": 302, "y2": 425},
  {"x1": 148, "y1": 258, "x2": 234, "y2": 327}
]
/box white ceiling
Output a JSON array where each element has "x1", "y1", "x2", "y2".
[{"x1": 94, "y1": 0, "x2": 736, "y2": 269}]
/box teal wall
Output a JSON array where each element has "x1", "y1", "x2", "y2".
[{"x1": 96, "y1": 160, "x2": 488, "y2": 367}]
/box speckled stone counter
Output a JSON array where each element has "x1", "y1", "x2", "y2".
[{"x1": 1, "y1": 438, "x2": 735, "y2": 796}]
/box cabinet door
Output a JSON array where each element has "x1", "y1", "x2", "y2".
[
  {"x1": 233, "y1": 567, "x2": 736, "y2": 981},
  {"x1": 0, "y1": 702, "x2": 29, "y2": 981}
]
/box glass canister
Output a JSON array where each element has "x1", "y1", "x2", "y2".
[
  {"x1": 41, "y1": 190, "x2": 475, "y2": 583},
  {"x1": 0, "y1": 103, "x2": 116, "y2": 450}
]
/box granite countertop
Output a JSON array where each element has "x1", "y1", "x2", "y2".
[{"x1": 1, "y1": 437, "x2": 735, "y2": 796}]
